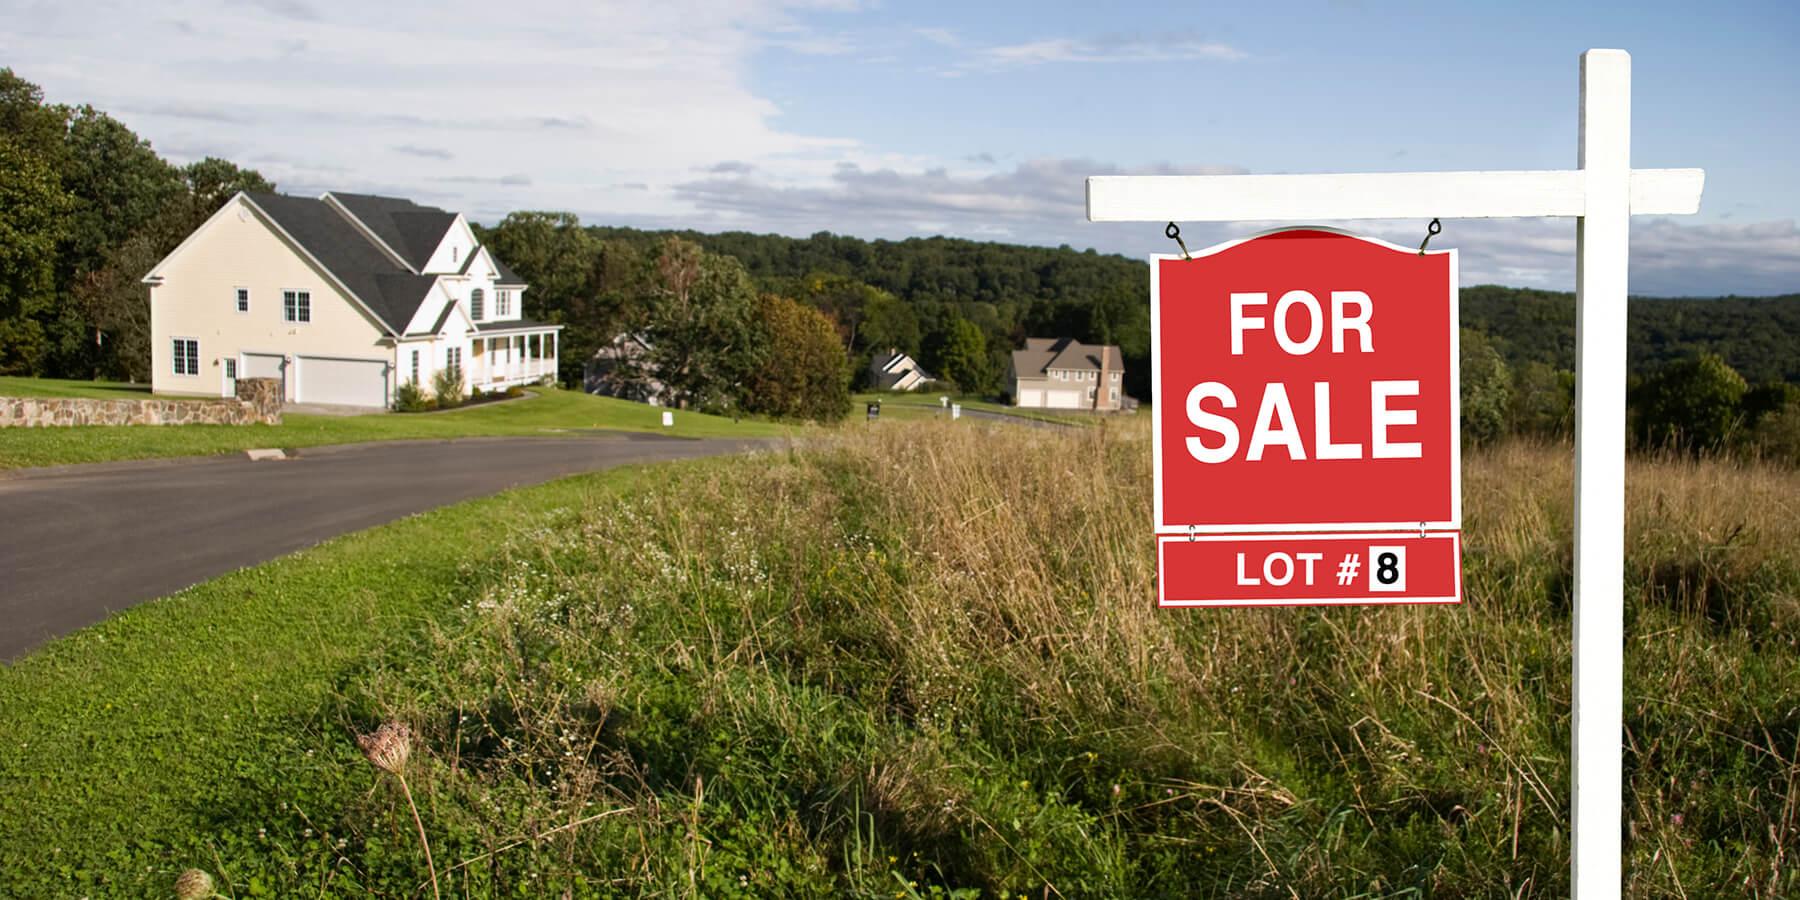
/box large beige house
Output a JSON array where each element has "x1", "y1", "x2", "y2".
[
  {"x1": 1008, "y1": 337, "x2": 1125, "y2": 411},
  {"x1": 144, "y1": 191, "x2": 559, "y2": 408}
]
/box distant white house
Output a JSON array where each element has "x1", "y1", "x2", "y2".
[
  {"x1": 585, "y1": 332, "x2": 670, "y2": 406},
  {"x1": 143, "y1": 191, "x2": 560, "y2": 408},
  {"x1": 868, "y1": 348, "x2": 933, "y2": 391}
]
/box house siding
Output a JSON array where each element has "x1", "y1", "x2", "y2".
[{"x1": 150, "y1": 197, "x2": 390, "y2": 401}]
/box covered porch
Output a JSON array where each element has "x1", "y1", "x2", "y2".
[{"x1": 469, "y1": 322, "x2": 561, "y2": 389}]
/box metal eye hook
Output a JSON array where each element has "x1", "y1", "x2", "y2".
[
  {"x1": 1418, "y1": 218, "x2": 1442, "y2": 255},
  {"x1": 1166, "y1": 222, "x2": 1192, "y2": 260}
]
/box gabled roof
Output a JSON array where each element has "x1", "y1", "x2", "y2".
[
  {"x1": 326, "y1": 192, "x2": 459, "y2": 271},
  {"x1": 228, "y1": 191, "x2": 527, "y2": 336},
  {"x1": 492, "y1": 255, "x2": 526, "y2": 286},
  {"x1": 1011, "y1": 337, "x2": 1123, "y2": 377}
]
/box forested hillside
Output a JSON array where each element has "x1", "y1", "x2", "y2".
[
  {"x1": 1463, "y1": 286, "x2": 1800, "y2": 383},
  {"x1": 3, "y1": 64, "x2": 1794, "y2": 450}
]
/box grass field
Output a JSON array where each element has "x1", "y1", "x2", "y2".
[
  {"x1": 1, "y1": 420, "x2": 1795, "y2": 896},
  {"x1": 0, "y1": 375, "x2": 183, "y2": 400},
  {"x1": 0, "y1": 380, "x2": 789, "y2": 469},
  {"x1": 852, "y1": 391, "x2": 1113, "y2": 426}
]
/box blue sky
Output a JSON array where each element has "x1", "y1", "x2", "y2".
[{"x1": 3, "y1": 0, "x2": 1797, "y2": 294}]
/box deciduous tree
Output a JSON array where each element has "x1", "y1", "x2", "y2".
[{"x1": 743, "y1": 294, "x2": 851, "y2": 422}]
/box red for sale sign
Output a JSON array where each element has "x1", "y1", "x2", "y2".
[{"x1": 1151, "y1": 228, "x2": 1461, "y2": 606}]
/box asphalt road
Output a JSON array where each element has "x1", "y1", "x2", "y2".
[{"x1": 0, "y1": 434, "x2": 767, "y2": 660}]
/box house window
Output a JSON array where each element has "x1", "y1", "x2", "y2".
[
  {"x1": 447, "y1": 346, "x2": 462, "y2": 377},
  {"x1": 224, "y1": 358, "x2": 237, "y2": 380},
  {"x1": 283, "y1": 289, "x2": 311, "y2": 323},
  {"x1": 234, "y1": 287, "x2": 249, "y2": 313},
  {"x1": 1111, "y1": 372, "x2": 1120, "y2": 382},
  {"x1": 171, "y1": 338, "x2": 199, "y2": 376},
  {"x1": 470, "y1": 288, "x2": 485, "y2": 321},
  {"x1": 1110, "y1": 388, "x2": 1119, "y2": 402},
  {"x1": 410, "y1": 349, "x2": 420, "y2": 384},
  {"x1": 496, "y1": 290, "x2": 511, "y2": 317}
]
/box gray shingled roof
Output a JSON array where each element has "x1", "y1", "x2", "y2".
[
  {"x1": 327, "y1": 193, "x2": 458, "y2": 270},
  {"x1": 1011, "y1": 337, "x2": 1123, "y2": 377},
  {"x1": 242, "y1": 191, "x2": 528, "y2": 336},
  {"x1": 475, "y1": 317, "x2": 558, "y2": 333},
  {"x1": 492, "y1": 255, "x2": 526, "y2": 286},
  {"x1": 246, "y1": 192, "x2": 425, "y2": 333}
]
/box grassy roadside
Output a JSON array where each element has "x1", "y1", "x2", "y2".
[
  {"x1": 851, "y1": 391, "x2": 1113, "y2": 426},
  {"x1": 0, "y1": 459, "x2": 693, "y2": 896},
  {"x1": 0, "y1": 383, "x2": 789, "y2": 469},
  {"x1": 2, "y1": 422, "x2": 1795, "y2": 896}
]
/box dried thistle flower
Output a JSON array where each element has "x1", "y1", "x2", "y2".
[
  {"x1": 353, "y1": 720, "x2": 439, "y2": 898},
  {"x1": 173, "y1": 868, "x2": 215, "y2": 899},
  {"x1": 356, "y1": 721, "x2": 412, "y2": 774}
]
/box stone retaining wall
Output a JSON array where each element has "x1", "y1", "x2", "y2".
[{"x1": 0, "y1": 377, "x2": 284, "y2": 428}]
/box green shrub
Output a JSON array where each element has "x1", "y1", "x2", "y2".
[
  {"x1": 394, "y1": 379, "x2": 429, "y2": 412},
  {"x1": 431, "y1": 365, "x2": 465, "y2": 408}
]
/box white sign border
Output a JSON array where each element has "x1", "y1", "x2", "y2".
[
  {"x1": 1150, "y1": 226, "x2": 1462, "y2": 536},
  {"x1": 1156, "y1": 531, "x2": 1464, "y2": 607}
]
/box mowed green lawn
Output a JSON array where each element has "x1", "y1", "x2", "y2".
[
  {"x1": 0, "y1": 377, "x2": 789, "y2": 469},
  {"x1": 0, "y1": 375, "x2": 177, "y2": 400},
  {"x1": 851, "y1": 391, "x2": 1111, "y2": 426}
]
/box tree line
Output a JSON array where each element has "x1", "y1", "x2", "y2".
[
  {"x1": 2, "y1": 66, "x2": 1793, "y2": 446},
  {"x1": 0, "y1": 69, "x2": 273, "y2": 382}
]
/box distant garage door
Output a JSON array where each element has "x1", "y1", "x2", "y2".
[
  {"x1": 296, "y1": 356, "x2": 388, "y2": 408},
  {"x1": 1045, "y1": 390, "x2": 1082, "y2": 409},
  {"x1": 1017, "y1": 388, "x2": 1042, "y2": 407}
]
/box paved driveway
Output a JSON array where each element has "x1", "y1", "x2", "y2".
[{"x1": 0, "y1": 434, "x2": 767, "y2": 660}]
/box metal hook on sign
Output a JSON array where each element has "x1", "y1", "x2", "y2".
[
  {"x1": 1418, "y1": 218, "x2": 1442, "y2": 255},
  {"x1": 1166, "y1": 222, "x2": 1192, "y2": 260},
  {"x1": 1419, "y1": 522, "x2": 1427, "y2": 539},
  {"x1": 1187, "y1": 525, "x2": 1197, "y2": 543}
]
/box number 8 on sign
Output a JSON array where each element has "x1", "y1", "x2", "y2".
[{"x1": 1368, "y1": 545, "x2": 1406, "y2": 592}]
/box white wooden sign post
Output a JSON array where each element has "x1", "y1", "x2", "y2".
[{"x1": 1088, "y1": 50, "x2": 1703, "y2": 897}]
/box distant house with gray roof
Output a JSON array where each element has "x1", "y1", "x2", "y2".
[
  {"x1": 868, "y1": 348, "x2": 933, "y2": 391},
  {"x1": 1008, "y1": 337, "x2": 1125, "y2": 411},
  {"x1": 143, "y1": 191, "x2": 559, "y2": 408}
]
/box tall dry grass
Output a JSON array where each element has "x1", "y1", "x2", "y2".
[{"x1": 336, "y1": 417, "x2": 1796, "y2": 897}]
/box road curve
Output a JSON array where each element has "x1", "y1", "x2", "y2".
[{"x1": 0, "y1": 434, "x2": 767, "y2": 660}]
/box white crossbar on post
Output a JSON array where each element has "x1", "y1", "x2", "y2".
[
  {"x1": 1086, "y1": 49, "x2": 1702, "y2": 898},
  {"x1": 1087, "y1": 168, "x2": 1702, "y2": 222}
]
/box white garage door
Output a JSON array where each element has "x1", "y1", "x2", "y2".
[
  {"x1": 297, "y1": 356, "x2": 388, "y2": 407},
  {"x1": 1017, "y1": 388, "x2": 1042, "y2": 407},
  {"x1": 241, "y1": 353, "x2": 287, "y2": 400},
  {"x1": 1046, "y1": 390, "x2": 1082, "y2": 409}
]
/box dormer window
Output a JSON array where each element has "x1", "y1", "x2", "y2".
[
  {"x1": 496, "y1": 290, "x2": 511, "y2": 317},
  {"x1": 470, "y1": 288, "x2": 485, "y2": 321}
]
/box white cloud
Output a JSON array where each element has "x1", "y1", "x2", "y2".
[
  {"x1": 3, "y1": 4, "x2": 1792, "y2": 296},
  {"x1": 669, "y1": 159, "x2": 1800, "y2": 296},
  {"x1": 947, "y1": 31, "x2": 1247, "y2": 75},
  {"x1": 1, "y1": 0, "x2": 862, "y2": 221}
]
